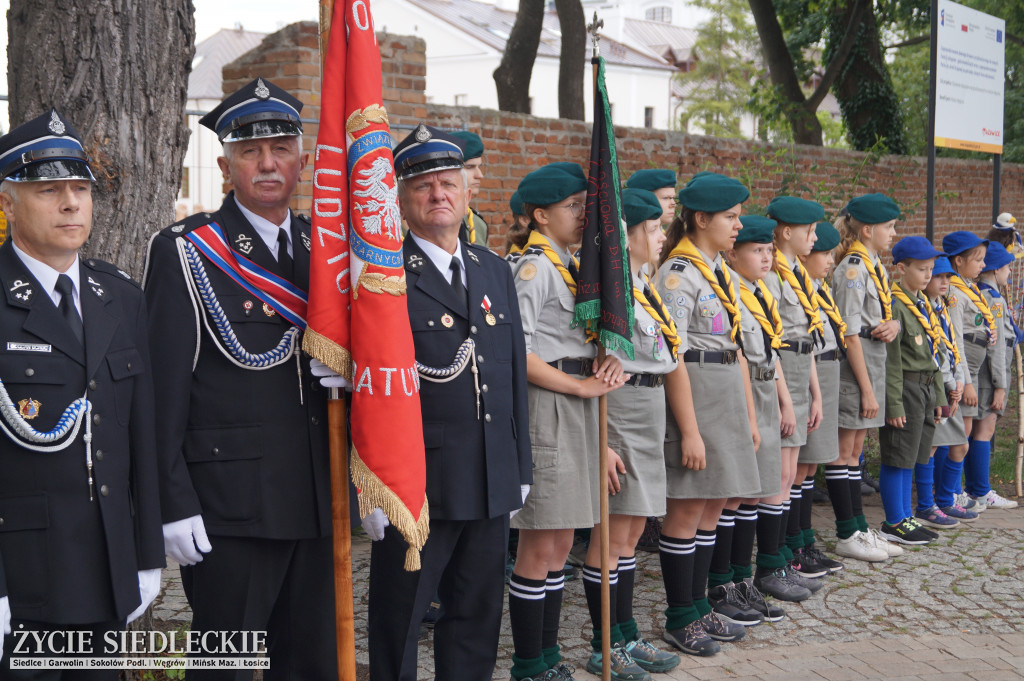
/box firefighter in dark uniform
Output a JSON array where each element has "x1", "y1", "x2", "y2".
[
  {"x1": 143, "y1": 79, "x2": 334, "y2": 679},
  {"x1": 0, "y1": 109, "x2": 164, "y2": 677},
  {"x1": 366, "y1": 124, "x2": 532, "y2": 681}
]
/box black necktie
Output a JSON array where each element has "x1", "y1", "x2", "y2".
[
  {"x1": 277, "y1": 228, "x2": 293, "y2": 281},
  {"x1": 715, "y1": 267, "x2": 742, "y2": 350},
  {"x1": 55, "y1": 274, "x2": 83, "y2": 345},
  {"x1": 567, "y1": 258, "x2": 579, "y2": 284},
  {"x1": 753, "y1": 285, "x2": 774, "y2": 353},
  {"x1": 449, "y1": 258, "x2": 467, "y2": 308}
]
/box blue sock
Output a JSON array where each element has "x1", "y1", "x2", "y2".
[
  {"x1": 936, "y1": 454, "x2": 965, "y2": 508},
  {"x1": 879, "y1": 464, "x2": 905, "y2": 525},
  {"x1": 932, "y1": 446, "x2": 949, "y2": 501},
  {"x1": 859, "y1": 450, "x2": 865, "y2": 467},
  {"x1": 964, "y1": 438, "x2": 992, "y2": 497},
  {"x1": 903, "y1": 467, "x2": 915, "y2": 519},
  {"x1": 914, "y1": 457, "x2": 935, "y2": 512}
]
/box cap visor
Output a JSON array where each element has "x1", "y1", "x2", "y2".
[
  {"x1": 221, "y1": 120, "x2": 303, "y2": 142},
  {"x1": 7, "y1": 159, "x2": 95, "y2": 182}
]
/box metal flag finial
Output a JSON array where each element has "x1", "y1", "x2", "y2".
[{"x1": 587, "y1": 12, "x2": 604, "y2": 58}]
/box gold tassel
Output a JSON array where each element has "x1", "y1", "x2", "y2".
[
  {"x1": 351, "y1": 448, "x2": 430, "y2": 572},
  {"x1": 302, "y1": 329, "x2": 354, "y2": 380}
]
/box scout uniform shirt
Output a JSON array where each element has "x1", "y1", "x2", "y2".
[
  {"x1": 617, "y1": 269, "x2": 679, "y2": 374},
  {"x1": 814, "y1": 280, "x2": 841, "y2": 356},
  {"x1": 932, "y1": 295, "x2": 966, "y2": 397},
  {"x1": 884, "y1": 289, "x2": 948, "y2": 420},
  {"x1": 831, "y1": 250, "x2": 888, "y2": 336},
  {"x1": 736, "y1": 275, "x2": 778, "y2": 371},
  {"x1": 977, "y1": 281, "x2": 1010, "y2": 390},
  {"x1": 651, "y1": 250, "x2": 741, "y2": 354},
  {"x1": 764, "y1": 262, "x2": 818, "y2": 348}
]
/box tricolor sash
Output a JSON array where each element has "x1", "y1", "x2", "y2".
[{"x1": 184, "y1": 222, "x2": 308, "y2": 328}]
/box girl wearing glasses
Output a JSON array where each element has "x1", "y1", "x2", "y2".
[
  {"x1": 506, "y1": 163, "x2": 628, "y2": 681},
  {"x1": 626, "y1": 169, "x2": 678, "y2": 230}
]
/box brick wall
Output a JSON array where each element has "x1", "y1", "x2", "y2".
[{"x1": 223, "y1": 22, "x2": 1023, "y2": 256}]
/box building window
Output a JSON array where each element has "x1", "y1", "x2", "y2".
[
  {"x1": 644, "y1": 107, "x2": 654, "y2": 128},
  {"x1": 645, "y1": 6, "x2": 672, "y2": 22},
  {"x1": 454, "y1": 94, "x2": 468, "y2": 106},
  {"x1": 180, "y1": 167, "x2": 190, "y2": 199}
]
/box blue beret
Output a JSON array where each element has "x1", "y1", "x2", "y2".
[
  {"x1": 932, "y1": 255, "x2": 955, "y2": 277},
  {"x1": 736, "y1": 216, "x2": 777, "y2": 244},
  {"x1": 892, "y1": 236, "x2": 944, "y2": 264},
  {"x1": 622, "y1": 188, "x2": 663, "y2": 227},
  {"x1": 983, "y1": 241, "x2": 1014, "y2": 271},
  {"x1": 200, "y1": 77, "x2": 303, "y2": 143},
  {"x1": 545, "y1": 162, "x2": 586, "y2": 181},
  {"x1": 844, "y1": 193, "x2": 900, "y2": 224},
  {"x1": 0, "y1": 109, "x2": 95, "y2": 182},
  {"x1": 509, "y1": 191, "x2": 524, "y2": 216},
  {"x1": 942, "y1": 231, "x2": 989, "y2": 256},
  {"x1": 812, "y1": 222, "x2": 841, "y2": 252},
  {"x1": 626, "y1": 169, "x2": 676, "y2": 192},
  {"x1": 450, "y1": 131, "x2": 484, "y2": 160},
  {"x1": 517, "y1": 165, "x2": 588, "y2": 206},
  {"x1": 393, "y1": 123, "x2": 465, "y2": 180},
  {"x1": 767, "y1": 196, "x2": 826, "y2": 225},
  {"x1": 677, "y1": 173, "x2": 749, "y2": 212}
]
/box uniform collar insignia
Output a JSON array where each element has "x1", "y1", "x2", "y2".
[
  {"x1": 300, "y1": 231, "x2": 311, "y2": 252},
  {"x1": 87, "y1": 275, "x2": 105, "y2": 298},
  {"x1": 466, "y1": 249, "x2": 480, "y2": 265},
  {"x1": 235, "y1": 232, "x2": 254, "y2": 255},
  {"x1": 171, "y1": 225, "x2": 184, "y2": 233},
  {"x1": 407, "y1": 253, "x2": 424, "y2": 270},
  {"x1": 9, "y1": 278, "x2": 33, "y2": 303}
]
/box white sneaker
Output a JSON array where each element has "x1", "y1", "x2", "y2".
[
  {"x1": 866, "y1": 528, "x2": 903, "y2": 557},
  {"x1": 834, "y1": 531, "x2": 888, "y2": 562},
  {"x1": 957, "y1": 492, "x2": 985, "y2": 512},
  {"x1": 980, "y1": 490, "x2": 1019, "y2": 509}
]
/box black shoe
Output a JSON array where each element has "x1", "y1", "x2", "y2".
[
  {"x1": 878, "y1": 520, "x2": 932, "y2": 545},
  {"x1": 708, "y1": 583, "x2": 763, "y2": 626},
  {"x1": 736, "y1": 578, "x2": 786, "y2": 622},
  {"x1": 636, "y1": 516, "x2": 662, "y2": 553},
  {"x1": 905, "y1": 517, "x2": 939, "y2": 539},
  {"x1": 784, "y1": 563, "x2": 823, "y2": 593},
  {"x1": 550, "y1": 663, "x2": 577, "y2": 680},
  {"x1": 663, "y1": 620, "x2": 720, "y2": 657},
  {"x1": 698, "y1": 612, "x2": 745, "y2": 642},
  {"x1": 791, "y1": 547, "x2": 828, "y2": 578},
  {"x1": 753, "y1": 567, "x2": 811, "y2": 602},
  {"x1": 803, "y1": 545, "x2": 844, "y2": 574},
  {"x1": 811, "y1": 484, "x2": 830, "y2": 504}
]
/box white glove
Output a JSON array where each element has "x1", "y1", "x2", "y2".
[
  {"x1": 310, "y1": 358, "x2": 352, "y2": 389},
  {"x1": 361, "y1": 508, "x2": 389, "y2": 541},
  {"x1": 126, "y1": 569, "x2": 162, "y2": 624},
  {"x1": 0, "y1": 595, "x2": 9, "y2": 663},
  {"x1": 510, "y1": 484, "x2": 531, "y2": 520},
  {"x1": 163, "y1": 515, "x2": 212, "y2": 566}
]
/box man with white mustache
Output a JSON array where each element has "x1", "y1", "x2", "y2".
[{"x1": 142, "y1": 78, "x2": 335, "y2": 679}]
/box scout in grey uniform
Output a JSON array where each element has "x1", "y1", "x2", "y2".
[
  {"x1": 625, "y1": 169, "x2": 677, "y2": 230},
  {"x1": 451, "y1": 130, "x2": 490, "y2": 248},
  {"x1": 762, "y1": 197, "x2": 827, "y2": 584},
  {"x1": 578, "y1": 188, "x2": 681, "y2": 678},
  {"x1": 712, "y1": 216, "x2": 805, "y2": 614},
  {"x1": 507, "y1": 164, "x2": 627, "y2": 681},
  {"x1": 652, "y1": 173, "x2": 760, "y2": 658},
  {"x1": 829, "y1": 194, "x2": 903, "y2": 556}
]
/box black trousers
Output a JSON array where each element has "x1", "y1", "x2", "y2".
[
  {"x1": 368, "y1": 515, "x2": 509, "y2": 681},
  {"x1": 1, "y1": 619, "x2": 123, "y2": 681},
  {"x1": 180, "y1": 535, "x2": 336, "y2": 681}
]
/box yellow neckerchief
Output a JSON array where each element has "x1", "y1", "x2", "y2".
[
  {"x1": 892, "y1": 283, "x2": 945, "y2": 365},
  {"x1": 774, "y1": 249, "x2": 825, "y2": 343},
  {"x1": 664, "y1": 236, "x2": 741, "y2": 346},
  {"x1": 846, "y1": 240, "x2": 893, "y2": 320},
  {"x1": 933, "y1": 295, "x2": 963, "y2": 369},
  {"x1": 949, "y1": 274, "x2": 995, "y2": 336},
  {"x1": 507, "y1": 243, "x2": 523, "y2": 255},
  {"x1": 634, "y1": 270, "x2": 680, "y2": 360},
  {"x1": 814, "y1": 279, "x2": 848, "y2": 349},
  {"x1": 465, "y1": 207, "x2": 477, "y2": 243},
  {"x1": 526, "y1": 229, "x2": 579, "y2": 295},
  {"x1": 737, "y1": 278, "x2": 785, "y2": 352}
]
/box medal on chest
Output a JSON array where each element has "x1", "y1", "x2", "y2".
[{"x1": 481, "y1": 295, "x2": 496, "y2": 326}]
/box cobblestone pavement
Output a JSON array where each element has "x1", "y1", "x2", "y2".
[{"x1": 153, "y1": 495, "x2": 1024, "y2": 679}]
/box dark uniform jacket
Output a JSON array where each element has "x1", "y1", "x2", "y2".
[
  {"x1": 404, "y1": 236, "x2": 531, "y2": 520},
  {"x1": 0, "y1": 242, "x2": 163, "y2": 623},
  {"x1": 143, "y1": 193, "x2": 331, "y2": 539}
]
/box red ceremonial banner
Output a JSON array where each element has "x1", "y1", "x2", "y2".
[{"x1": 304, "y1": 0, "x2": 428, "y2": 570}]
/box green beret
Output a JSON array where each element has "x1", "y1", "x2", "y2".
[
  {"x1": 812, "y1": 222, "x2": 841, "y2": 252},
  {"x1": 677, "y1": 173, "x2": 749, "y2": 212},
  {"x1": 626, "y1": 169, "x2": 676, "y2": 192},
  {"x1": 766, "y1": 196, "x2": 825, "y2": 225},
  {"x1": 686, "y1": 170, "x2": 719, "y2": 185},
  {"x1": 450, "y1": 131, "x2": 484, "y2": 160},
  {"x1": 517, "y1": 165, "x2": 588, "y2": 206},
  {"x1": 844, "y1": 193, "x2": 900, "y2": 224},
  {"x1": 546, "y1": 162, "x2": 586, "y2": 181},
  {"x1": 622, "y1": 188, "x2": 663, "y2": 227},
  {"x1": 509, "y1": 191, "x2": 524, "y2": 216},
  {"x1": 736, "y1": 215, "x2": 777, "y2": 244}
]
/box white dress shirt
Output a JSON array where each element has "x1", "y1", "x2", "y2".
[
  {"x1": 12, "y1": 242, "x2": 82, "y2": 316},
  {"x1": 234, "y1": 195, "x2": 292, "y2": 260},
  {"x1": 407, "y1": 231, "x2": 467, "y2": 287}
]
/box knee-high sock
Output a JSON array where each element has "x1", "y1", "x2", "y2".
[
  {"x1": 730, "y1": 504, "x2": 758, "y2": 579},
  {"x1": 691, "y1": 529, "x2": 716, "y2": 611},
  {"x1": 616, "y1": 555, "x2": 638, "y2": 641},
  {"x1": 708, "y1": 509, "x2": 735, "y2": 586},
  {"x1": 785, "y1": 485, "x2": 804, "y2": 552},
  {"x1": 879, "y1": 464, "x2": 906, "y2": 525},
  {"x1": 659, "y1": 534, "x2": 698, "y2": 629},
  {"x1": 777, "y1": 500, "x2": 791, "y2": 552},
  {"x1": 915, "y1": 456, "x2": 936, "y2": 512},
  {"x1": 800, "y1": 475, "x2": 816, "y2": 546},
  {"x1": 508, "y1": 574, "x2": 548, "y2": 679},
  {"x1": 932, "y1": 446, "x2": 950, "y2": 501},
  {"x1": 936, "y1": 450, "x2": 965, "y2": 508},
  {"x1": 902, "y1": 467, "x2": 916, "y2": 520},
  {"x1": 540, "y1": 571, "x2": 564, "y2": 656},
  {"x1": 755, "y1": 503, "x2": 786, "y2": 569},
  {"x1": 825, "y1": 465, "x2": 856, "y2": 538},
  {"x1": 582, "y1": 564, "x2": 620, "y2": 651},
  {"x1": 964, "y1": 437, "x2": 992, "y2": 497}
]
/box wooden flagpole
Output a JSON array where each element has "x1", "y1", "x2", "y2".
[
  {"x1": 587, "y1": 14, "x2": 611, "y2": 681},
  {"x1": 319, "y1": 2, "x2": 357, "y2": 679}
]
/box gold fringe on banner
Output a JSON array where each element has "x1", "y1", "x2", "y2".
[
  {"x1": 302, "y1": 329, "x2": 354, "y2": 380},
  {"x1": 351, "y1": 449, "x2": 431, "y2": 571}
]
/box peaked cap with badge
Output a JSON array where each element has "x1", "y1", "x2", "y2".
[
  {"x1": 393, "y1": 123, "x2": 465, "y2": 180},
  {"x1": 0, "y1": 108, "x2": 95, "y2": 182},
  {"x1": 199, "y1": 77, "x2": 303, "y2": 142}
]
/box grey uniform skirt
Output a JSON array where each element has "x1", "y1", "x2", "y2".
[
  {"x1": 800, "y1": 356, "x2": 840, "y2": 464},
  {"x1": 512, "y1": 383, "x2": 600, "y2": 530},
  {"x1": 750, "y1": 375, "x2": 782, "y2": 498},
  {"x1": 665, "y1": 362, "x2": 760, "y2": 499},
  {"x1": 607, "y1": 384, "x2": 668, "y2": 517},
  {"x1": 838, "y1": 338, "x2": 887, "y2": 429},
  {"x1": 961, "y1": 339, "x2": 987, "y2": 419},
  {"x1": 932, "y1": 406, "x2": 968, "y2": 447},
  {"x1": 779, "y1": 349, "x2": 812, "y2": 448},
  {"x1": 976, "y1": 355, "x2": 1008, "y2": 419}
]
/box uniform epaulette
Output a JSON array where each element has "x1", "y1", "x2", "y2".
[
  {"x1": 83, "y1": 258, "x2": 142, "y2": 288},
  {"x1": 848, "y1": 255, "x2": 861, "y2": 265},
  {"x1": 296, "y1": 213, "x2": 311, "y2": 224},
  {"x1": 164, "y1": 211, "x2": 213, "y2": 237},
  {"x1": 523, "y1": 245, "x2": 545, "y2": 257},
  {"x1": 670, "y1": 259, "x2": 689, "y2": 273},
  {"x1": 505, "y1": 252, "x2": 523, "y2": 264}
]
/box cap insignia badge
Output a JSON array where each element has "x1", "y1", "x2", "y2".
[
  {"x1": 414, "y1": 126, "x2": 431, "y2": 143},
  {"x1": 255, "y1": 78, "x2": 270, "y2": 100},
  {"x1": 48, "y1": 111, "x2": 66, "y2": 135}
]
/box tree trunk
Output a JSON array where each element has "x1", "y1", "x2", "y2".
[
  {"x1": 7, "y1": 0, "x2": 196, "y2": 276},
  {"x1": 554, "y1": 0, "x2": 586, "y2": 120},
  {"x1": 493, "y1": 0, "x2": 545, "y2": 113}
]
